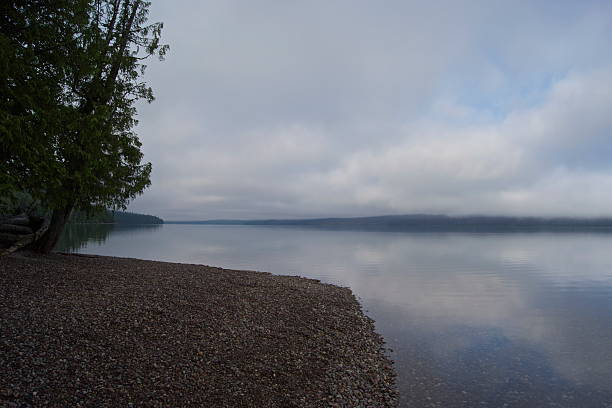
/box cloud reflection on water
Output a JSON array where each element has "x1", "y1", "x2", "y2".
[{"x1": 59, "y1": 225, "x2": 612, "y2": 405}]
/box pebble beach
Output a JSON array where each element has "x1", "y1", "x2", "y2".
[{"x1": 0, "y1": 252, "x2": 397, "y2": 407}]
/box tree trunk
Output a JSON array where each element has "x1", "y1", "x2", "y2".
[{"x1": 33, "y1": 204, "x2": 74, "y2": 254}]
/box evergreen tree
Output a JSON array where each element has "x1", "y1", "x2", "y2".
[{"x1": 0, "y1": 0, "x2": 167, "y2": 252}]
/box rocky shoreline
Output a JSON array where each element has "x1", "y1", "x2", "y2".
[{"x1": 0, "y1": 252, "x2": 397, "y2": 407}]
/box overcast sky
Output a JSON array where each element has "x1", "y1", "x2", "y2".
[{"x1": 128, "y1": 0, "x2": 612, "y2": 220}]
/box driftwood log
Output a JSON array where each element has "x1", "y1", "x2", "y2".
[
  {"x1": 0, "y1": 232, "x2": 21, "y2": 243},
  {"x1": 4, "y1": 215, "x2": 30, "y2": 226},
  {"x1": 0, "y1": 215, "x2": 50, "y2": 256},
  {"x1": 0, "y1": 224, "x2": 34, "y2": 235}
]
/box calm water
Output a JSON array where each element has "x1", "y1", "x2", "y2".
[{"x1": 57, "y1": 224, "x2": 612, "y2": 407}]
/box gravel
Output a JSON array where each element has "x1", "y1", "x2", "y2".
[{"x1": 0, "y1": 252, "x2": 397, "y2": 407}]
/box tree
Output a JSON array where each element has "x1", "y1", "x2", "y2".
[{"x1": 0, "y1": 0, "x2": 167, "y2": 252}]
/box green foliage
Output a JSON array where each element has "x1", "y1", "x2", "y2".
[
  {"x1": 1, "y1": 0, "x2": 167, "y2": 251},
  {"x1": 68, "y1": 209, "x2": 163, "y2": 224},
  {"x1": 0, "y1": 0, "x2": 77, "y2": 200},
  {"x1": 110, "y1": 210, "x2": 163, "y2": 224},
  {"x1": 0, "y1": 190, "x2": 48, "y2": 217},
  {"x1": 69, "y1": 208, "x2": 114, "y2": 223},
  {"x1": 1, "y1": 0, "x2": 167, "y2": 216}
]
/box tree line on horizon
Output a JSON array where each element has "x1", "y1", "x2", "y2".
[
  {"x1": 69, "y1": 209, "x2": 163, "y2": 224},
  {"x1": 178, "y1": 214, "x2": 612, "y2": 232},
  {"x1": 1, "y1": 191, "x2": 162, "y2": 225}
]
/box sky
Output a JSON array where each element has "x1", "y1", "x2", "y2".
[{"x1": 129, "y1": 0, "x2": 612, "y2": 221}]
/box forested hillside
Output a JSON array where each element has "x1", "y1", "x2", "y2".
[
  {"x1": 69, "y1": 210, "x2": 163, "y2": 225},
  {"x1": 112, "y1": 211, "x2": 163, "y2": 224}
]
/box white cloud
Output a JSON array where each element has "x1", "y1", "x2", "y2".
[{"x1": 129, "y1": 1, "x2": 612, "y2": 220}]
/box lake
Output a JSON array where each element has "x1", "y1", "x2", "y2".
[{"x1": 57, "y1": 224, "x2": 612, "y2": 407}]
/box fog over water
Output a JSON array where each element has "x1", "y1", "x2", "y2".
[{"x1": 58, "y1": 224, "x2": 612, "y2": 407}]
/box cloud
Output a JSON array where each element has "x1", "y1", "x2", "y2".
[
  {"x1": 129, "y1": 1, "x2": 612, "y2": 220},
  {"x1": 295, "y1": 69, "x2": 612, "y2": 217}
]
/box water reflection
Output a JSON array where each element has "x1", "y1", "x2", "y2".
[
  {"x1": 57, "y1": 225, "x2": 612, "y2": 407},
  {"x1": 57, "y1": 223, "x2": 162, "y2": 253}
]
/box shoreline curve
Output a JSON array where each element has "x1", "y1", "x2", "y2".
[{"x1": 1, "y1": 252, "x2": 397, "y2": 407}]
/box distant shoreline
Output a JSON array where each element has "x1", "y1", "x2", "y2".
[
  {"x1": 164, "y1": 214, "x2": 612, "y2": 232},
  {"x1": 67, "y1": 222, "x2": 161, "y2": 225}
]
